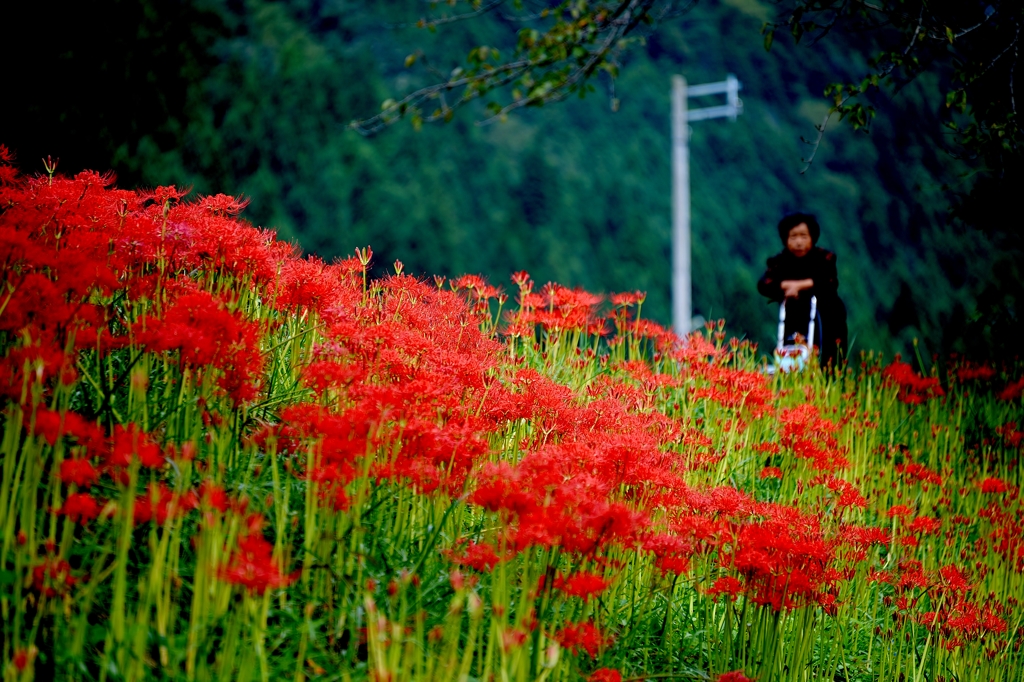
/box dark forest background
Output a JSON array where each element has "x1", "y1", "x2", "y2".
[{"x1": 3, "y1": 0, "x2": 1021, "y2": 361}]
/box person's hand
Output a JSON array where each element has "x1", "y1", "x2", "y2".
[
  {"x1": 780, "y1": 279, "x2": 813, "y2": 299},
  {"x1": 781, "y1": 280, "x2": 802, "y2": 298}
]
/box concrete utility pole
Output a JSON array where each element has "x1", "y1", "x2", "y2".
[{"x1": 671, "y1": 74, "x2": 742, "y2": 336}]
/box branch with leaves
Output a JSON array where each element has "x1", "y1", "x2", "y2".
[
  {"x1": 350, "y1": 0, "x2": 692, "y2": 135},
  {"x1": 764, "y1": 0, "x2": 1022, "y2": 177}
]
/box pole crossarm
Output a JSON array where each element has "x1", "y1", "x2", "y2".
[{"x1": 686, "y1": 75, "x2": 743, "y2": 122}]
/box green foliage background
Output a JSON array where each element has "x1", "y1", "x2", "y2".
[{"x1": 3, "y1": 0, "x2": 1018, "y2": 359}]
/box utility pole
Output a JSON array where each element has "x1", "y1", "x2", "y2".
[{"x1": 671, "y1": 74, "x2": 742, "y2": 337}]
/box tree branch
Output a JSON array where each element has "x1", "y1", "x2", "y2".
[
  {"x1": 350, "y1": 58, "x2": 535, "y2": 136},
  {"x1": 477, "y1": 1, "x2": 643, "y2": 124},
  {"x1": 801, "y1": 5, "x2": 923, "y2": 172},
  {"x1": 353, "y1": 0, "x2": 663, "y2": 135},
  {"x1": 385, "y1": 0, "x2": 510, "y2": 29},
  {"x1": 1012, "y1": 22, "x2": 1020, "y2": 115}
]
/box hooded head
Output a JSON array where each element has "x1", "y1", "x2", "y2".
[{"x1": 777, "y1": 212, "x2": 820, "y2": 246}]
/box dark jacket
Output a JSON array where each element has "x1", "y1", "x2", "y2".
[{"x1": 758, "y1": 246, "x2": 848, "y2": 367}]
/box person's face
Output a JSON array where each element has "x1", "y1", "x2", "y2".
[{"x1": 787, "y1": 223, "x2": 812, "y2": 257}]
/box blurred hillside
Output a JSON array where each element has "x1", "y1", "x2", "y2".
[{"x1": 3, "y1": 0, "x2": 1018, "y2": 360}]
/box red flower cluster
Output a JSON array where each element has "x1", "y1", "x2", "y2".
[
  {"x1": 588, "y1": 668, "x2": 623, "y2": 682},
  {"x1": 883, "y1": 361, "x2": 945, "y2": 404},
  {"x1": 716, "y1": 672, "x2": 754, "y2": 682},
  {"x1": 956, "y1": 363, "x2": 996, "y2": 383},
  {"x1": 998, "y1": 376, "x2": 1024, "y2": 402},
  {"x1": 220, "y1": 516, "x2": 296, "y2": 594},
  {"x1": 555, "y1": 620, "x2": 612, "y2": 657},
  {"x1": 779, "y1": 404, "x2": 849, "y2": 471},
  {"x1": 4, "y1": 149, "x2": 1022, "y2": 680},
  {"x1": 553, "y1": 571, "x2": 612, "y2": 601}
]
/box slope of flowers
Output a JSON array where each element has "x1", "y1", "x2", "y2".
[{"x1": 1, "y1": 149, "x2": 1023, "y2": 682}]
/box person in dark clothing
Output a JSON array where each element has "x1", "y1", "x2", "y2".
[{"x1": 758, "y1": 213, "x2": 848, "y2": 369}]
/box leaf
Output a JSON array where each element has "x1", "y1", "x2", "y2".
[
  {"x1": 763, "y1": 27, "x2": 775, "y2": 52},
  {"x1": 405, "y1": 53, "x2": 418, "y2": 68}
]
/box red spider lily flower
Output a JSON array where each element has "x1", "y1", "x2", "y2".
[
  {"x1": 883, "y1": 361, "x2": 945, "y2": 403},
  {"x1": 108, "y1": 423, "x2": 163, "y2": 469},
  {"x1": 759, "y1": 466, "x2": 783, "y2": 480},
  {"x1": 453, "y1": 273, "x2": 487, "y2": 292},
  {"x1": 809, "y1": 475, "x2": 867, "y2": 508},
  {"x1": 199, "y1": 482, "x2": 230, "y2": 512},
  {"x1": 177, "y1": 440, "x2": 198, "y2": 462},
  {"x1": 500, "y1": 628, "x2": 528, "y2": 652},
  {"x1": 610, "y1": 291, "x2": 644, "y2": 307},
  {"x1": 841, "y1": 524, "x2": 891, "y2": 550},
  {"x1": 510, "y1": 270, "x2": 533, "y2": 291},
  {"x1": 301, "y1": 360, "x2": 365, "y2": 396},
  {"x1": 588, "y1": 668, "x2": 623, "y2": 682},
  {"x1": 503, "y1": 319, "x2": 535, "y2": 338},
  {"x1": 449, "y1": 570, "x2": 481, "y2": 591},
  {"x1": 939, "y1": 565, "x2": 972, "y2": 593},
  {"x1": 996, "y1": 422, "x2": 1024, "y2": 448},
  {"x1": 31, "y1": 407, "x2": 70, "y2": 446},
  {"x1": 447, "y1": 541, "x2": 505, "y2": 572},
  {"x1": 906, "y1": 516, "x2": 942, "y2": 535},
  {"x1": 692, "y1": 365, "x2": 773, "y2": 417},
  {"x1": 997, "y1": 376, "x2": 1024, "y2": 401},
  {"x1": 555, "y1": 621, "x2": 612, "y2": 657},
  {"x1": 32, "y1": 557, "x2": 76, "y2": 597},
  {"x1": 134, "y1": 482, "x2": 195, "y2": 526},
  {"x1": 716, "y1": 672, "x2": 754, "y2": 682},
  {"x1": 59, "y1": 458, "x2": 100, "y2": 488},
  {"x1": 777, "y1": 405, "x2": 848, "y2": 471},
  {"x1": 196, "y1": 192, "x2": 249, "y2": 216},
  {"x1": 895, "y1": 462, "x2": 944, "y2": 486},
  {"x1": 867, "y1": 569, "x2": 893, "y2": 584},
  {"x1": 980, "y1": 477, "x2": 1010, "y2": 494},
  {"x1": 707, "y1": 576, "x2": 743, "y2": 601},
  {"x1": 895, "y1": 562, "x2": 930, "y2": 591},
  {"x1": 60, "y1": 492, "x2": 102, "y2": 525},
  {"x1": 554, "y1": 572, "x2": 612, "y2": 601},
  {"x1": 887, "y1": 504, "x2": 914, "y2": 518},
  {"x1": 656, "y1": 556, "x2": 690, "y2": 575},
  {"x1": 0, "y1": 344, "x2": 76, "y2": 403},
  {"x1": 12, "y1": 648, "x2": 35, "y2": 672},
  {"x1": 956, "y1": 364, "x2": 996, "y2": 382},
  {"x1": 55, "y1": 411, "x2": 107, "y2": 456},
  {"x1": 642, "y1": 533, "x2": 694, "y2": 557},
  {"x1": 716, "y1": 504, "x2": 841, "y2": 611},
  {"x1": 632, "y1": 318, "x2": 674, "y2": 345},
  {"x1": 930, "y1": 601, "x2": 1008, "y2": 641},
  {"x1": 135, "y1": 288, "x2": 265, "y2": 405},
  {"x1": 220, "y1": 529, "x2": 296, "y2": 595},
  {"x1": 983, "y1": 611, "x2": 1008, "y2": 634},
  {"x1": 144, "y1": 184, "x2": 191, "y2": 206}
]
